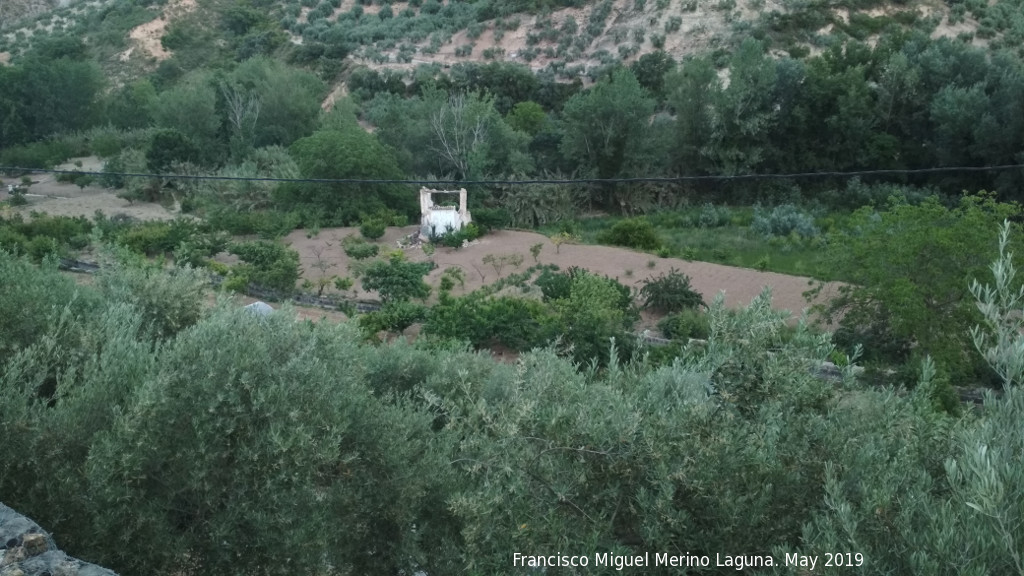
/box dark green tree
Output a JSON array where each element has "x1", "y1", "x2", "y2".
[
  {"x1": 630, "y1": 50, "x2": 677, "y2": 98},
  {"x1": 146, "y1": 129, "x2": 200, "y2": 173},
  {"x1": 153, "y1": 73, "x2": 222, "y2": 157},
  {"x1": 560, "y1": 67, "x2": 654, "y2": 179},
  {"x1": 278, "y1": 121, "x2": 414, "y2": 224},
  {"x1": 666, "y1": 57, "x2": 720, "y2": 175},
  {"x1": 816, "y1": 192, "x2": 1021, "y2": 380}
]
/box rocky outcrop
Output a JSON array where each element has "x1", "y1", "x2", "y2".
[{"x1": 0, "y1": 503, "x2": 118, "y2": 576}]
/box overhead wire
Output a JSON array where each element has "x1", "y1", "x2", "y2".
[{"x1": 2, "y1": 163, "x2": 1023, "y2": 187}]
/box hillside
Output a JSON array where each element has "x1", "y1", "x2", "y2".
[{"x1": 3, "y1": 0, "x2": 1022, "y2": 85}]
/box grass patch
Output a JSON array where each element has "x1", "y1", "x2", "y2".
[{"x1": 539, "y1": 205, "x2": 848, "y2": 279}]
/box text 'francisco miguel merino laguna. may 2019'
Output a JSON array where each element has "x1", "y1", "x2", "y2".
[{"x1": 512, "y1": 551, "x2": 866, "y2": 571}]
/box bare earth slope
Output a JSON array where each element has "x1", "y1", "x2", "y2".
[{"x1": 282, "y1": 227, "x2": 841, "y2": 324}]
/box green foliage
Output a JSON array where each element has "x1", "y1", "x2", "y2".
[
  {"x1": 77, "y1": 310, "x2": 454, "y2": 575},
  {"x1": 439, "y1": 266, "x2": 465, "y2": 293},
  {"x1": 699, "y1": 202, "x2": 732, "y2": 227},
  {"x1": 94, "y1": 247, "x2": 207, "y2": 339},
  {"x1": 658, "y1": 308, "x2": 711, "y2": 340},
  {"x1": 204, "y1": 208, "x2": 301, "y2": 238},
  {"x1": 115, "y1": 218, "x2": 201, "y2": 256},
  {"x1": 752, "y1": 203, "x2": 820, "y2": 238},
  {"x1": 13, "y1": 192, "x2": 1024, "y2": 576},
  {"x1": 818, "y1": 192, "x2": 1020, "y2": 381},
  {"x1": 554, "y1": 271, "x2": 636, "y2": 366},
  {"x1": 173, "y1": 230, "x2": 230, "y2": 268},
  {"x1": 228, "y1": 239, "x2": 301, "y2": 294},
  {"x1": 0, "y1": 212, "x2": 92, "y2": 259},
  {"x1": 560, "y1": 68, "x2": 655, "y2": 179},
  {"x1": 360, "y1": 217, "x2": 388, "y2": 240},
  {"x1": 334, "y1": 276, "x2": 354, "y2": 291},
  {"x1": 343, "y1": 237, "x2": 381, "y2": 260},
  {"x1": 529, "y1": 242, "x2": 544, "y2": 262},
  {"x1": 425, "y1": 293, "x2": 560, "y2": 350},
  {"x1": 0, "y1": 53, "x2": 105, "y2": 147},
  {"x1": 598, "y1": 217, "x2": 662, "y2": 250},
  {"x1": 145, "y1": 129, "x2": 200, "y2": 173},
  {"x1": 505, "y1": 100, "x2": 547, "y2": 135},
  {"x1": 639, "y1": 267, "x2": 704, "y2": 313},
  {"x1": 153, "y1": 74, "x2": 222, "y2": 155},
  {"x1": 431, "y1": 222, "x2": 482, "y2": 248},
  {"x1": 482, "y1": 252, "x2": 524, "y2": 277},
  {"x1": 358, "y1": 300, "x2": 429, "y2": 337},
  {"x1": 534, "y1": 266, "x2": 573, "y2": 301},
  {"x1": 0, "y1": 251, "x2": 101, "y2": 365},
  {"x1": 0, "y1": 139, "x2": 78, "y2": 169},
  {"x1": 629, "y1": 50, "x2": 676, "y2": 96},
  {"x1": 969, "y1": 220, "x2": 1024, "y2": 389},
  {"x1": 226, "y1": 57, "x2": 325, "y2": 148},
  {"x1": 361, "y1": 256, "x2": 433, "y2": 303},
  {"x1": 278, "y1": 125, "x2": 413, "y2": 225}
]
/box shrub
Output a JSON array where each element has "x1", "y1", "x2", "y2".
[
  {"x1": 432, "y1": 223, "x2": 481, "y2": 249},
  {"x1": 468, "y1": 208, "x2": 508, "y2": 232},
  {"x1": 26, "y1": 236, "x2": 60, "y2": 262},
  {"x1": 173, "y1": 232, "x2": 231, "y2": 268},
  {"x1": 425, "y1": 294, "x2": 559, "y2": 350},
  {"x1": 360, "y1": 218, "x2": 388, "y2": 240},
  {"x1": 344, "y1": 240, "x2": 380, "y2": 260},
  {"x1": 76, "y1": 309, "x2": 457, "y2": 575},
  {"x1": 534, "y1": 267, "x2": 573, "y2": 301},
  {"x1": 751, "y1": 204, "x2": 820, "y2": 239},
  {"x1": 555, "y1": 271, "x2": 637, "y2": 365},
  {"x1": 482, "y1": 253, "x2": 524, "y2": 277},
  {"x1": 699, "y1": 202, "x2": 732, "y2": 228},
  {"x1": 358, "y1": 300, "x2": 429, "y2": 338},
  {"x1": 95, "y1": 251, "x2": 208, "y2": 339},
  {"x1": 228, "y1": 240, "x2": 301, "y2": 294},
  {"x1": 639, "y1": 268, "x2": 704, "y2": 313},
  {"x1": 658, "y1": 309, "x2": 710, "y2": 340},
  {"x1": 598, "y1": 217, "x2": 662, "y2": 250},
  {"x1": 530, "y1": 242, "x2": 543, "y2": 263},
  {"x1": 549, "y1": 231, "x2": 579, "y2": 254},
  {"x1": 361, "y1": 256, "x2": 433, "y2": 303},
  {"x1": 116, "y1": 219, "x2": 200, "y2": 256}
]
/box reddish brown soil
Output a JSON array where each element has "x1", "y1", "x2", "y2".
[{"x1": 283, "y1": 227, "x2": 843, "y2": 326}]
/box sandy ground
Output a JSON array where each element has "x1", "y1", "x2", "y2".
[
  {"x1": 321, "y1": 82, "x2": 349, "y2": 111},
  {"x1": 281, "y1": 227, "x2": 842, "y2": 327},
  {"x1": 123, "y1": 0, "x2": 197, "y2": 62},
  {"x1": 1, "y1": 163, "x2": 179, "y2": 221}
]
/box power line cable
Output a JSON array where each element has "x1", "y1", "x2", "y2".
[{"x1": 2, "y1": 164, "x2": 1023, "y2": 186}]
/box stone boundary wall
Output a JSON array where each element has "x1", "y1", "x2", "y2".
[{"x1": 0, "y1": 503, "x2": 118, "y2": 576}]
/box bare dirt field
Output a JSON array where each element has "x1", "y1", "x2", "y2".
[
  {"x1": 1, "y1": 165, "x2": 179, "y2": 222},
  {"x1": 23, "y1": 200, "x2": 841, "y2": 331},
  {"x1": 282, "y1": 226, "x2": 843, "y2": 326}
]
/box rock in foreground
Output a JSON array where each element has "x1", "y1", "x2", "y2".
[{"x1": 0, "y1": 503, "x2": 118, "y2": 576}]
